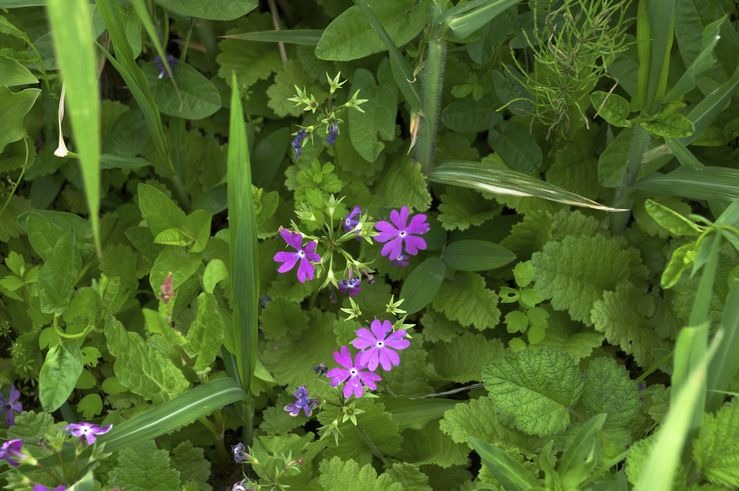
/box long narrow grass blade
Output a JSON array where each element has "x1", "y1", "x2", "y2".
[
  {"x1": 227, "y1": 74, "x2": 259, "y2": 394},
  {"x1": 430, "y1": 161, "x2": 627, "y2": 212},
  {"x1": 354, "y1": 0, "x2": 421, "y2": 111},
  {"x1": 630, "y1": 166, "x2": 739, "y2": 202},
  {"x1": 644, "y1": 0, "x2": 676, "y2": 112},
  {"x1": 671, "y1": 323, "x2": 708, "y2": 433},
  {"x1": 468, "y1": 437, "x2": 540, "y2": 490},
  {"x1": 635, "y1": 331, "x2": 722, "y2": 491},
  {"x1": 707, "y1": 278, "x2": 739, "y2": 411},
  {"x1": 444, "y1": 0, "x2": 519, "y2": 39},
  {"x1": 680, "y1": 65, "x2": 739, "y2": 145},
  {"x1": 221, "y1": 29, "x2": 322, "y2": 45},
  {"x1": 130, "y1": 0, "x2": 177, "y2": 82},
  {"x1": 97, "y1": 377, "x2": 246, "y2": 452},
  {"x1": 46, "y1": 0, "x2": 101, "y2": 255}
]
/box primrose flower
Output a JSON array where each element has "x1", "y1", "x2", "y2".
[
  {"x1": 375, "y1": 206, "x2": 429, "y2": 260},
  {"x1": 292, "y1": 129, "x2": 307, "y2": 159},
  {"x1": 352, "y1": 319, "x2": 410, "y2": 372},
  {"x1": 283, "y1": 386, "x2": 320, "y2": 417},
  {"x1": 0, "y1": 384, "x2": 22, "y2": 427},
  {"x1": 231, "y1": 442, "x2": 251, "y2": 463},
  {"x1": 65, "y1": 422, "x2": 112, "y2": 445},
  {"x1": 154, "y1": 54, "x2": 177, "y2": 79},
  {"x1": 326, "y1": 121, "x2": 339, "y2": 145},
  {"x1": 33, "y1": 485, "x2": 66, "y2": 491},
  {"x1": 338, "y1": 277, "x2": 361, "y2": 297},
  {"x1": 326, "y1": 346, "x2": 382, "y2": 399},
  {"x1": 0, "y1": 439, "x2": 24, "y2": 467},
  {"x1": 342, "y1": 206, "x2": 362, "y2": 233},
  {"x1": 273, "y1": 228, "x2": 321, "y2": 283}
]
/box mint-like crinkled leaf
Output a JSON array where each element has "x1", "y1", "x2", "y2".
[
  {"x1": 108, "y1": 441, "x2": 181, "y2": 491},
  {"x1": 432, "y1": 272, "x2": 500, "y2": 330},
  {"x1": 318, "y1": 457, "x2": 404, "y2": 491},
  {"x1": 694, "y1": 401, "x2": 739, "y2": 487},
  {"x1": 578, "y1": 357, "x2": 640, "y2": 429}
]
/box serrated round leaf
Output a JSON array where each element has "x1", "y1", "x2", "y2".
[
  {"x1": 590, "y1": 90, "x2": 632, "y2": 128},
  {"x1": 144, "y1": 62, "x2": 221, "y2": 120},
  {"x1": 482, "y1": 348, "x2": 584, "y2": 436},
  {"x1": 400, "y1": 257, "x2": 446, "y2": 314},
  {"x1": 154, "y1": 0, "x2": 257, "y2": 20},
  {"x1": 443, "y1": 240, "x2": 515, "y2": 271}
]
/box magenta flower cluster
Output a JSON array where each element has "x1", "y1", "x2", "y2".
[{"x1": 326, "y1": 319, "x2": 410, "y2": 399}]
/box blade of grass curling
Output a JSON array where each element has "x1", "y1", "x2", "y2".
[
  {"x1": 46, "y1": 0, "x2": 101, "y2": 255},
  {"x1": 227, "y1": 73, "x2": 259, "y2": 398}
]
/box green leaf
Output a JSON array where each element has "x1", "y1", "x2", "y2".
[
  {"x1": 443, "y1": 240, "x2": 515, "y2": 271},
  {"x1": 39, "y1": 344, "x2": 84, "y2": 412},
  {"x1": 428, "y1": 333, "x2": 503, "y2": 383},
  {"x1": 318, "y1": 457, "x2": 403, "y2": 491},
  {"x1": 468, "y1": 437, "x2": 540, "y2": 490},
  {"x1": 143, "y1": 61, "x2": 221, "y2": 120},
  {"x1": 579, "y1": 357, "x2": 640, "y2": 428},
  {"x1": 430, "y1": 161, "x2": 626, "y2": 211},
  {"x1": 384, "y1": 397, "x2": 458, "y2": 431},
  {"x1": 186, "y1": 293, "x2": 226, "y2": 371},
  {"x1": 707, "y1": 278, "x2": 739, "y2": 411},
  {"x1": 641, "y1": 113, "x2": 695, "y2": 138},
  {"x1": 630, "y1": 166, "x2": 739, "y2": 202},
  {"x1": 217, "y1": 14, "x2": 282, "y2": 91},
  {"x1": 171, "y1": 441, "x2": 211, "y2": 491},
  {"x1": 138, "y1": 183, "x2": 187, "y2": 237},
  {"x1": 432, "y1": 272, "x2": 500, "y2": 330},
  {"x1": 37, "y1": 231, "x2": 82, "y2": 315},
  {"x1": 105, "y1": 317, "x2": 189, "y2": 404},
  {"x1": 149, "y1": 247, "x2": 201, "y2": 292},
  {"x1": 154, "y1": 0, "x2": 257, "y2": 20},
  {"x1": 590, "y1": 90, "x2": 632, "y2": 127},
  {"x1": 6, "y1": 411, "x2": 58, "y2": 441},
  {"x1": 439, "y1": 396, "x2": 528, "y2": 449},
  {"x1": 559, "y1": 413, "x2": 608, "y2": 486},
  {"x1": 98, "y1": 377, "x2": 246, "y2": 451},
  {"x1": 591, "y1": 283, "x2": 667, "y2": 367},
  {"x1": 441, "y1": 97, "x2": 502, "y2": 133},
  {"x1": 315, "y1": 0, "x2": 429, "y2": 61},
  {"x1": 644, "y1": 199, "x2": 701, "y2": 236},
  {"x1": 531, "y1": 234, "x2": 642, "y2": 324},
  {"x1": 0, "y1": 55, "x2": 37, "y2": 86},
  {"x1": 108, "y1": 440, "x2": 181, "y2": 491},
  {"x1": 348, "y1": 66, "x2": 398, "y2": 162},
  {"x1": 694, "y1": 400, "x2": 739, "y2": 487},
  {"x1": 437, "y1": 187, "x2": 498, "y2": 231},
  {"x1": 0, "y1": 86, "x2": 39, "y2": 153},
  {"x1": 443, "y1": 0, "x2": 520, "y2": 39},
  {"x1": 680, "y1": 65, "x2": 739, "y2": 145},
  {"x1": 488, "y1": 121, "x2": 543, "y2": 173},
  {"x1": 399, "y1": 257, "x2": 446, "y2": 315},
  {"x1": 221, "y1": 29, "x2": 322, "y2": 45},
  {"x1": 482, "y1": 348, "x2": 584, "y2": 436},
  {"x1": 260, "y1": 297, "x2": 308, "y2": 341},
  {"x1": 385, "y1": 463, "x2": 431, "y2": 491},
  {"x1": 76, "y1": 393, "x2": 103, "y2": 419},
  {"x1": 376, "y1": 157, "x2": 432, "y2": 212},
  {"x1": 398, "y1": 421, "x2": 470, "y2": 468},
  {"x1": 665, "y1": 17, "x2": 724, "y2": 101},
  {"x1": 597, "y1": 127, "x2": 636, "y2": 188}
]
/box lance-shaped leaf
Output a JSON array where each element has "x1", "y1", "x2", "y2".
[
  {"x1": 443, "y1": 0, "x2": 520, "y2": 39},
  {"x1": 630, "y1": 166, "x2": 739, "y2": 202}
]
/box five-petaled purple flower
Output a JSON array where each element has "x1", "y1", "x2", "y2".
[
  {"x1": 154, "y1": 54, "x2": 177, "y2": 79},
  {"x1": 338, "y1": 277, "x2": 361, "y2": 297},
  {"x1": 326, "y1": 121, "x2": 339, "y2": 145},
  {"x1": 231, "y1": 442, "x2": 251, "y2": 463},
  {"x1": 33, "y1": 485, "x2": 66, "y2": 491},
  {"x1": 326, "y1": 346, "x2": 382, "y2": 399},
  {"x1": 352, "y1": 320, "x2": 410, "y2": 372},
  {"x1": 273, "y1": 228, "x2": 321, "y2": 283},
  {"x1": 0, "y1": 439, "x2": 24, "y2": 467},
  {"x1": 375, "y1": 206, "x2": 429, "y2": 260},
  {"x1": 65, "y1": 422, "x2": 112, "y2": 445},
  {"x1": 342, "y1": 206, "x2": 362, "y2": 233},
  {"x1": 292, "y1": 129, "x2": 307, "y2": 159},
  {"x1": 284, "y1": 386, "x2": 320, "y2": 417},
  {"x1": 0, "y1": 384, "x2": 22, "y2": 427}
]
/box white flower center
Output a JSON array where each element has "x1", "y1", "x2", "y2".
[
  {"x1": 398, "y1": 230, "x2": 407, "y2": 238},
  {"x1": 376, "y1": 341, "x2": 384, "y2": 348},
  {"x1": 297, "y1": 250, "x2": 305, "y2": 258},
  {"x1": 350, "y1": 368, "x2": 358, "y2": 377}
]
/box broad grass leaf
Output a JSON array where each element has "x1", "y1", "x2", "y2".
[
  {"x1": 154, "y1": 0, "x2": 257, "y2": 20},
  {"x1": 315, "y1": 0, "x2": 429, "y2": 61},
  {"x1": 39, "y1": 344, "x2": 84, "y2": 412}
]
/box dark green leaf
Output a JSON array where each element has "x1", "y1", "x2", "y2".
[
  {"x1": 443, "y1": 240, "x2": 515, "y2": 271},
  {"x1": 39, "y1": 344, "x2": 84, "y2": 412},
  {"x1": 399, "y1": 257, "x2": 447, "y2": 314}
]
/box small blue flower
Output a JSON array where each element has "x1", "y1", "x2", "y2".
[
  {"x1": 284, "y1": 386, "x2": 320, "y2": 417},
  {"x1": 292, "y1": 129, "x2": 307, "y2": 159},
  {"x1": 231, "y1": 442, "x2": 251, "y2": 463},
  {"x1": 326, "y1": 121, "x2": 339, "y2": 145},
  {"x1": 154, "y1": 54, "x2": 177, "y2": 79},
  {"x1": 338, "y1": 278, "x2": 361, "y2": 297},
  {"x1": 342, "y1": 206, "x2": 362, "y2": 233}
]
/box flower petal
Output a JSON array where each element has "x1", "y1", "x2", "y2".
[
  {"x1": 274, "y1": 252, "x2": 299, "y2": 272},
  {"x1": 326, "y1": 368, "x2": 349, "y2": 386},
  {"x1": 370, "y1": 319, "x2": 392, "y2": 340},
  {"x1": 296, "y1": 258, "x2": 315, "y2": 283},
  {"x1": 386, "y1": 331, "x2": 411, "y2": 350},
  {"x1": 333, "y1": 345, "x2": 354, "y2": 369},
  {"x1": 280, "y1": 228, "x2": 303, "y2": 249},
  {"x1": 403, "y1": 235, "x2": 427, "y2": 256},
  {"x1": 359, "y1": 348, "x2": 379, "y2": 371},
  {"x1": 381, "y1": 238, "x2": 403, "y2": 260},
  {"x1": 374, "y1": 221, "x2": 398, "y2": 243},
  {"x1": 407, "y1": 213, "x2": 430, "y2": 234},
  {"x1": 378, "y1": 348, "x2": 400, "y2": 371},
  {"x1": 358, "y1": 370, "x2": 381, "y2": 390}
]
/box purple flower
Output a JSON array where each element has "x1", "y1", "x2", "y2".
[
  {"x1": 342, "y1": 206, "x2": 362, "y2": 233},
  {"x1": 33, "y1": 485, "x2": 66, "y2": 491},
  {"x1": 375, "y1": 206, "x2": 430, "y2": 260},
  {"x1": 352, "y1": 319, "x2": 410, "y2": 372},
  {"x1": 0, "y1": 384, "x2": 22, "y2": 427},
  {"x1": 273, "y1": 228, "x2": 321, "y2": 283},
  {"x1": 389, "y1": 253, "x2": 410, "y2": 268},
  {"x1": 326, "y1": 346, "x2": 382, "y2": 399},
  {"x1": 64, "y1": 422, "x2": 112, "y2": 445},
  {"x1": 0, "y1": 439, "x2": 24, "y2": 467},
  {"x1": 231, "y1": 442, "x2": 250, "y2": 463},
  {"x1": 154, "y1": 54, "x2": 177, "y2": 79},
  {"x1": 292, "y1": 129, "x2": 307, "y2": 159},
  {"x1": 232, "y1": 480, "x2": 254, "y2": 491},
  {"x1": 326, "y1": 121, "x2": 339, "y2": 145},
  {"x1": 283, "y1": 386, "x2": 320, "y2": 417},
  {"x1": 338, "y1": 277, "x2": 361, "y2": 297}
]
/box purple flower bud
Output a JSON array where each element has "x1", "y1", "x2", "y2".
[
  {"x1": 0, "y1": 439, "x2": 24, "y2": 467},
  {"x1": 326, "y1": 121, "x2": 339, "y2": 145},
  {"x1": 291, "y1": 129, "x2": 307, "y2": 159},
  {"x1": 342, "y1": 206, "x2": 362, "y2": 234},
  {"x1": 231, "y1": 442, "x2": 251, "y2": 463},
  {"x1": 153, "y1": 54, "x2": 177, "y2": 79},
  {"x1": 337, "y1": 278, "x2": 361, "y2": 297}
]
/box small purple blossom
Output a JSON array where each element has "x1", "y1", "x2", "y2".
[
  {"x1": 375, "y1": 206, "x2": 430, "y2": 260},
  {"x1": 231, "y1": 442, "x2": 250, "y2": 463},
  {"x1": 283, "y1": 386, "x2": 320, "y2": 417},
  {"x1": 326, "y1": 121, "x2": 339, "y2": 145},
  {"x1": 33, "y1": 485, "x2": 66, "y2": 491},
  {"x1": 326, "y1": 346, "x2": 382, "y2": 399},
  {"x1": 231, "y1": 479, "x2": 251, "y2": 491},
  {"x1": 153, "y1": 54, "x2": 177, "y2": 79},
  {"x1": 0, "y1": 384, "x2": 22, "y2": 427},
  {"x1": 338, "y1": 277, "x2": 361, "y2": 297},
  {"x1": 292, "y1": 129, "x2": 307, "y2": 159},
  {"x1": 352, "y1": 319, "x2": 410, "y2": 372},
  {"x1": 273, "y1": 228, "x2": 321, "y2": 283},
  {"x1": 313, "y1": 362, "x2": 328, "y2": 376},
  {"x1": 342, "y1": 206, "x2": 362, "y2": 233},
  {"x1": 0, "y1": 439, "x2": 24, "y2": 467},
  {"x1": 389, "y1": 253, "x2": 410, "y2": 267},
  {"x1": 64, "y1": 422, "x2": 112, "y2": 445}
]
